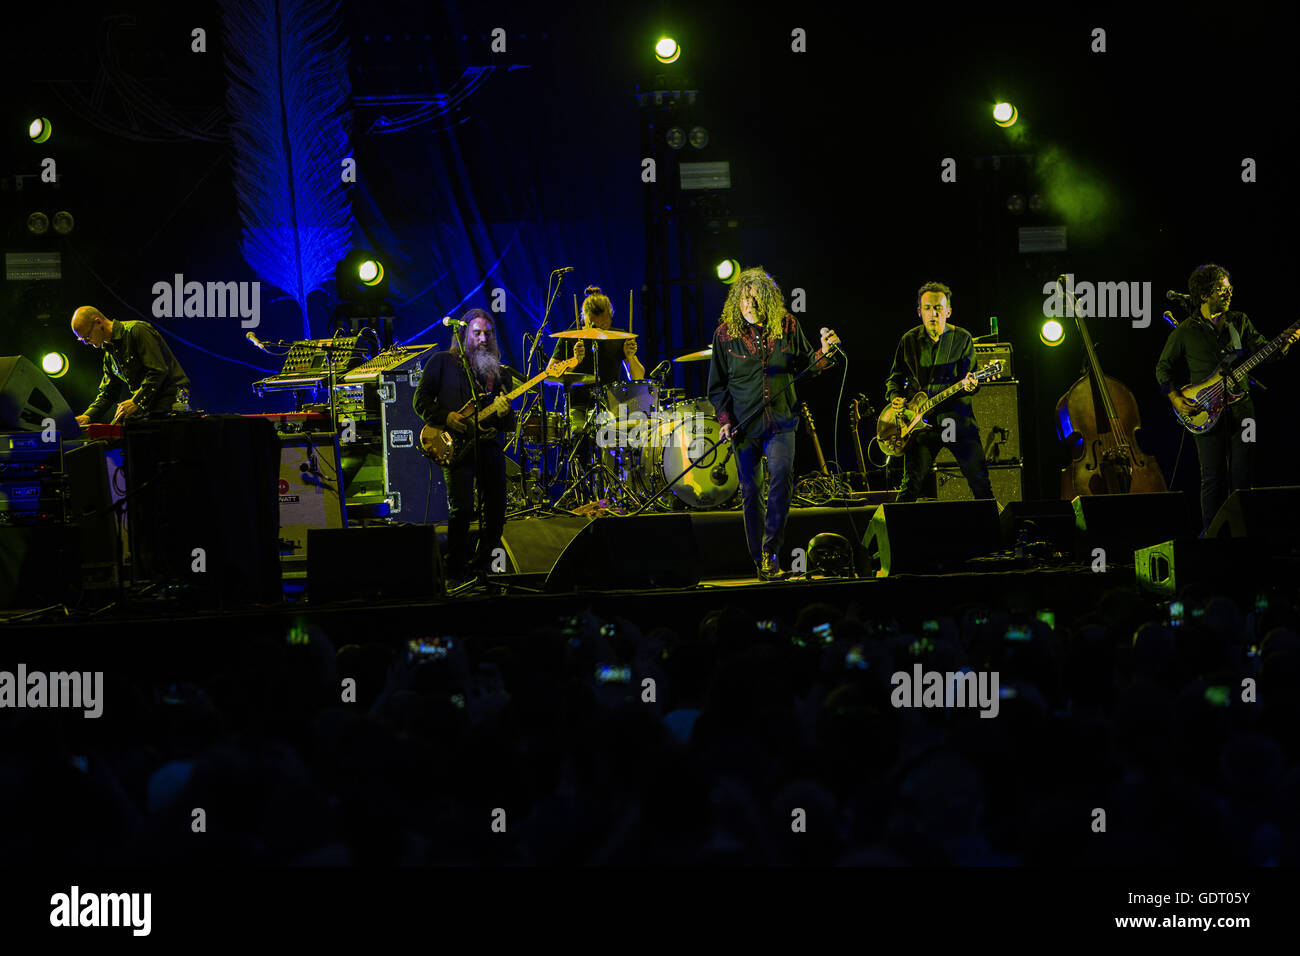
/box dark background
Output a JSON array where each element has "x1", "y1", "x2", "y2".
[{"x1": 3, "y1": 1, "x2": 1295, "y2": 506}]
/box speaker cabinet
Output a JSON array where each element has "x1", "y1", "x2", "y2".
[
  {"x1": 1070, "y1": 492, "x2": 1188, "y2": 563},
  {"x1": 0, "y1": 355, "x2": 77, "y2": 434},
  {"x1": 501, "y1": 514, "x2": 592, "y2": 574},
  {"x1": 933, "y1": 380, "x2": 1020, "y2": 466},
  {"x1": 125, "y1": 416, "x2": 282, "y2": 606},
  {"x1": 936, "y1": 462, "x2": 1022, "y2": 506},
  {"x1": 544, "y1": 514, "x2": 700, "y2": 591},
  {"x1": 1206, "y1": 486, "x2": 1300, "y2": 540},
  {"x1": 861, "y1": 500, "x2": 1001, "y2": 576}
]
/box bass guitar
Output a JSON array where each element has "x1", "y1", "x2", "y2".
[
  {"x1": 875, "y1": 361, "x2": 1003, "y2": 457},
  {"x1": 1171, "y1": 318, "x2": 1300, "y2": 434},
  {"x1": 419, "y1": 354, "x2": 580, "y2": 465}
]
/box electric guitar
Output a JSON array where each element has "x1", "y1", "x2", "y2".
[
  {"x1": 875, "y1": 360, "x2": 1004, "y2": 457},
  {"x1": 800, "y1": 402, "x2": 830, "y2": 476},
  {"x1": 419, "y1": 354, "x2": 580, "y2": 465},
  {"x1": 1171, "y1": 318, "x2": 1300, "y2": 434}
]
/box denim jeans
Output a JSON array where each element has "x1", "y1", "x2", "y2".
[
  {"x1": 441, "y1": 439, "x2": 507, "y2": 575},
  {"x1": 734, "y1": 427, "x2": 797, "y2": 565},
  {"x1": 1192, "y1": 404, "x2": 1255, "y2": 533}
]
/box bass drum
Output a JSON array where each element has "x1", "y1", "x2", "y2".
[{"x1": 650, "y1": 398, "x2": 738, "y2": 510}]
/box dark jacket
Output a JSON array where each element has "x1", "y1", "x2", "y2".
[
  {"x1": 412, "y1": 350, "x2": 518, "y2": 440},
  {"x1": 884, "y1": 323, "x2": 977, "y2": 421},
  {"x1": 706, "y1": 314, "x2": 833, "y2": 436},
  {"x1": 85, "y1": 320, "x2": 191, "y2": 420}
]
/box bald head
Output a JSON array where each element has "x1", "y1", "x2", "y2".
[{"x1": 72, "y1": 306, "x2": 112, "y2": 348}]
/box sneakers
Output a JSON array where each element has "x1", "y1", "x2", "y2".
[{"x1": 756, "y1": 553, "x2": 788, "y2": 581}]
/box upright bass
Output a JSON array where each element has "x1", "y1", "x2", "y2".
[{"x1": 1056, "y1": 310, "x2": 1166, "y2": 497}]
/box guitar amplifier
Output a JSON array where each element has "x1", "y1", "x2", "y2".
[
  {"x1": 973, "y1": 342, "x2": 1012, "y2": 378},
  {"x1": 936, "y1": 463, "x2": 1023, "y2": 507},
  {"x1": 377, "y1": 363, "x2": 448, "y2": 524},
  {"x1": 277, "y1": 433, "x2": 346, "y2": 563}
]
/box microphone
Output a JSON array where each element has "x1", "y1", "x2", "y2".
[
  {"x1": 442, "y1": 316, "x2": 467, "y2": 328},
  {"x1": 246, "y1": 331, "x2": 272, "y2": 353},
  {"x1": 1161, "y1": 310, "x2": 1178, "y2": 329},
  {"x1": 556, "y1": 266, "x2": 575, "y2": 273},
  {"x1": 820, "y1": 328, "x2": 846, "y2": 356},
  {"x1": 1166, "y1": 290, "x2": 1193, "y2": 302},
  {"x1": 710, "y1": 444, "x2": 734, "y2": 484},
  {"x1": 650, "y1": 360, "x2": 672, "y2": 378}
]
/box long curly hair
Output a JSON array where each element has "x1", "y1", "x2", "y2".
[
  {"x1": 1188, "y1": 263, "x2": 1230, "y2": 307},
  {"x1": 720, "y1": 267, "x2": 787, "y2": 340}
]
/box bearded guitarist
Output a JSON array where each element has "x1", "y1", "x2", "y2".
[
  {"x1": 413, "y1": 308, "x2": 517, "y2": 583},
  {"x1": 1156, "y1": 264, "x2": 1300, "y2": 534},
  {"x1": 884, "y1": 281, "x2": 992, "y2": 503}
]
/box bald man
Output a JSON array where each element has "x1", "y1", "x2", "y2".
[{"x1": 71, "y1": 307, "x2": 191, "y2": 425}]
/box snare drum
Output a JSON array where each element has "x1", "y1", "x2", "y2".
[
  {"x1": 519, "y1": 410, "x2": 564, "y2": 445},
  {"x1": 650, "y1": 398, "x2": 738, "y2": 510}
]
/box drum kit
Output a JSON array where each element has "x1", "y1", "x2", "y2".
[{"x1": 511, "y1": 328, "x2": 738, "y2": 511}]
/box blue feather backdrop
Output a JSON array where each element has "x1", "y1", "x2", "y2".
[{"x1": 221, "y1": 0, "x2": 355, "y2": 340}]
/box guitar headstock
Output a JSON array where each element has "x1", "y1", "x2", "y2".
[
  {"x1": 974, "y1": 360, "x2": 1004, "y2": 383},
  {"x1": 545, "y1": 353, "x2": 582, "y2": 378}
]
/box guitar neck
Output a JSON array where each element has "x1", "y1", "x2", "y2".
[
  {"x1": 1230, "y1": 319, "x2": 1300, "y2": 384},
  {"x1": 918, "y1": 381, "x2": 963, "y2": 416}
]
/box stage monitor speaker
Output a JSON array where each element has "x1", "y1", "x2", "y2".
[
  {"x1": 861, "y1": 499, "x2": 1001, "y2": 576},
  {"x1": 543, "y1": 513, "x2": 699, "y2": 591},
  {"x1": 999, "y1": 499, "x2": 1076, "y2": 550},
  {"x1": 936, "y1": 463, "x2": 1022, "y2": 506},
  {"x1": 1206, "y1": 486, "x2": 1300, "y2": 540},
  {"x1": 125, "y1": 416, "x2": 282, "y2": 606},
  {"x1": 501, "y1": 514, "x2": 591, "y2": 574},
  {"x1": 933, "y1": 380, "x2": 1021, "y2": 466},
  {"x1": 1071, "y1": 492, "x2": 1187, "y2": 563},
  {"x1": 1135, "y1": 537, "x2": 1299, "y2": 597},
  {"x1": 0, "y1": 355, "x2": 77, "y2": 434},
  {"x1": 308, "y1": 525, "x2": 444, "y2": 601},
  {"x1": 277, "y1": 433, "x2": 345, "y2": 563}
]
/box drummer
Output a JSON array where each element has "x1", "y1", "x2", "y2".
[{"x1": 558, "y1": 285, "x2": 645, "y2": 382}]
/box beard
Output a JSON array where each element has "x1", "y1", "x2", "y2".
[{"x1": 467, "y1": 338, "x2": 501, "y2": 384}]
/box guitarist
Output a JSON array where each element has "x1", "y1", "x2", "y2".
[
  {"x1": 884, "y1": 282, "x2": 992, "y2": 502},
  {"x1": 1156, "y1": 264, "x2": 1299, "y2": 534},
  {"x1": 413, "y1": 308, "x2": 517, "y2": 582}
]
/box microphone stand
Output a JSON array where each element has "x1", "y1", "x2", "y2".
[
  {"x1": 627, "y1": 338, "x2": 841, "y2": 516},
  {"x1": 521, "y1": 269, "x2": 569, "y2": 502},
  {"x1": 451, "y1": 323, "x2": 487, "y2": 582}
]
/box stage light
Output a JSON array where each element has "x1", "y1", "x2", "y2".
[
  {"x1": 666, "y1": 127, "x2": 686, "y2": 149},
  {"x1": 358, "y1": 259, "x2": 384, "y2": 286},
  {"x1": 717, "y1": 258, "x2": 740, "y2": 283},
  {"x1": 52, "y1": 211, "x2": 74, "y2": 235},
  {"x1": 993, "y1": 102, "x2": 1018, "y2": 128},
  {"x1": 27, "y1": 212, "x2": 49, "y2": 235},
  {"x1": 1006, "y1": 193, "x2": 1025, "y2": 215},
  {"x1": 41, "y1": 352, "x2": 69, "y2": 378},
  {"x1": 655, "y1": 38, "x2": 680, "y2": 64},
  {"x1": 29, "y1": 117, "x2": 52, "y2": 143},
  {"x1": 1040, "y1": 318, "x2": 1065, "y2": 346},
  {"x1": 688, "y1": 126, "x2": 709, "y2": 149},
  {"x1": 1028, "y1": 193, "x2": 1045, "y2": 213}
]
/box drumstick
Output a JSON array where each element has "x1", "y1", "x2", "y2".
[{"x1": 628, "y1": 289, "x2": 633, "y2": 332}]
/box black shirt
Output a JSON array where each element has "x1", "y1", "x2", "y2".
[
  {"x1": 556, "y1": 339, "x2": 629, "y2": 386},
  {"x1": 412, "y1": 350, "x2": 518, "y2": 441},
  {"x1": 884, "y1": 324, "x2": 977, "y2": 420},
  {"x1": 706, "y1": 314, "x2": 832, "y2": 436},
  {"x1": 1155, "y1": 311, "x2": 1276, "y2": 400},
  {"x1": 85, "y1": 320, "x2": 191, "y2": 420}
]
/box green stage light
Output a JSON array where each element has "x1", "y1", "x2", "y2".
[
  {"x1": 655, "y1": 37, "x2": 680, "y2": 63},
  {"x1": 1040, "y1": 318, "x2": 1065, "y2": 346},
  {"x1": 29, "y1": 117, "x2": 53, "y2": 143},
  {"x1": 358, "y1": 259, "x2": 384, "y2": 286},
  {"x1": 993, "y1": 102, "x2": 1018, "y2": 128},
  {"x1": 42, "y1": 352, "x2": 69, "y2": 378},
  {"x1": 717, "y1": 259, "x2": 740, "y2": 283}
]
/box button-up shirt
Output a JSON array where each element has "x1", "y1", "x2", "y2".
[
  {"x1": 884, "y1": 324, "x2": 977, "y2": 421},
  {"x1": 1155, "y1": 310, "x2": 1276, "y2": 399},
  {"x1": 707, "y1": 314, "x2": 832, "y2": 436},
  {"x1": 85, "y1": 320, "x2": 191, "y2": 421}
]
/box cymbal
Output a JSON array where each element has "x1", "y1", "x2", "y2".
[
  {"x1": 674, "y1": 347, "x2": 713, "y2": 362},
  {"x1": 544, "y1": 372, "x2": 596, "y2": 386},
  {"x1": 550, "y1": 328, "x2": 638, "y2": 341}
]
